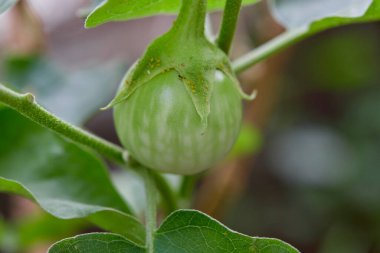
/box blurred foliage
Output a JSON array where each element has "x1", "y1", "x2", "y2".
[
  {"x1": 0, "y1": 213, "x2": 87, "y2": 252},
  {"x1": 0, "y1": 107, "x2": 145, "y2": 246},
  {"x1": 295, "y1": 29, "x2": 380, "y2": 91},
  {"x1": 111, "y1": 170, "x2": 146, "y2": 216},
  {"x1": 0, "y1": 55, "x2": 124, "y2": 125},
  {"x1": 229, "y1": 124, "x2": 263, "y2": 159},
  {"x1": 226, "y1": 23, "x2": 380, "y2": 253},
  {"x1": 0, "y1": 53, "x2": 138, "y2": 252}
]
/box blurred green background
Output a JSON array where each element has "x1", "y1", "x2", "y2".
[
  {"x1": 225, "y1": 22, "x2": 380, "y2": 253},
  {"x1": 0, "y1": 1, "x2": 380, "y2": 253}
]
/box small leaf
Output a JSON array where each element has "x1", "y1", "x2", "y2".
[
  {"x1": 154, "y1": 209, "x2": 300, "y2": 253},
  {"x1": 0, "y1": 0, "x2": 18, "y2": 15},
  {"x1": 270, "y1": 0, "x2": 379, "y2": 34},
  {"x1": 48, "y1": 233, "x2": 145, "y2": 253},
  {"x1": 85, "y1": 0, "x2": 260, "y2": 28},
  {"x1": 0, "y1": 108, "x2": 145, "y2": 245}
]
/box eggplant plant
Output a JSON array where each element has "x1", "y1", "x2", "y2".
[{"x1": 0, "y1": 0, "x2": 379, "y2": 252}]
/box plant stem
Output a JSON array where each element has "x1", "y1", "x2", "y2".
[
  {"x1": 142, "y1": 167, "x2": 157, "y2": 253},
  {"x1": 0, "y1": 84, "x2": 126, "y2": 164},
  {"x1": 232, "y1": 27, "x2": 307, "y2": 73},
  {"x1": 178, "y1": 175, "x2": 200, "y2": 208},
  {"x1": 216, "y1": 0, "x2": 242, "y2": 54},
  {"x1": 152, "y1": 173, "x2": 178, "y2": 214},
  {"x1": 172, "y1": 0, "x2": 206, "y2": 39}
]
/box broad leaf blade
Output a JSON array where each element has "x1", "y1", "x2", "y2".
[
  {"x1": 0, "y1": 0, "x2": 17, "y2": 15},
  {"x1": 154, "y1": 209, "x2": 300, "y2": 253},
  {"x1": 48, "y1": 233, "x2": 145, "y2": 253},
  {"x1": 270, "y1": 0, "x2": 379, "y2": 34},
  {"x1": 85, "y1": 0, "x2": 260, "y2": 28},
  {"x1": 0, "y1": 108, "x2": 145, "y2": 245}
]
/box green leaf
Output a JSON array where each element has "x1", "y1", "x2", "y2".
[
  {"x1": 0, "y1": 0, "x2": 17, "y2": 15},
  {"x1": 0, "y1": 108, "x2": 145, "y2": 246},
  {"x1": 48, "y1": 233, "x2": 145, "y2": 253},
  {"x1": 85, "y1": 0, "x2": 260, "y2": 28},
  {"x1": 270, "y1": 0, "x2": 379, "y2": 33},
  {"x1": 111, "y1": 170, "x2": 146, "y2": 215},
  {"x1": 154, "y1": 209, "x2": 300, "y2": 253},
  {"x1": 77, "y1": 0, "x2": 105, "y2": 18},
  {"x1": 49, "y1": 210, "x2": 299, "y2": 252}
]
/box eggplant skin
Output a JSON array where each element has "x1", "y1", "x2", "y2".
[{"x1": 114, "y1": 70, "x2": 242, "y2": 175}]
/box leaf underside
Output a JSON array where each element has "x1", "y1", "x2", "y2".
[{"x1": 270, "y1": 0, "x2": 380, "y2": 35}]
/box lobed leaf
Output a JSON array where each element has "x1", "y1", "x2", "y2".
[
  {"x1": 85, "y1": 0, "x2": 260, "y2": 28},
  {"x1": 0, "y1": 108, "x2": 145, "y2": 246}
]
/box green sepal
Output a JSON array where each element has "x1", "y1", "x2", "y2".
[
  {"x1": 220, "y1": 62, "x2": 258, "y2": 101},
  {"x1": 106, "y1": 0, "x2": 251, "y2": 127}
]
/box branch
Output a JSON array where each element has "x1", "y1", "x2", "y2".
[
  {"x1": 232, "y1": 27, "x2": 307, "y2": 73},
  {"x1": 0, "y1": 84, "x2": 126, "y2": 164},
  {"x1": 152, "y1": 172, "x2": 178, "y2": 213},
  {"x1": 142, "y1": 167, "x2": 157, "y2": 253}
]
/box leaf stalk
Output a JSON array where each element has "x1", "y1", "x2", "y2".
[
  {"x1": 232, "y1": 27, "x2": 307, "y2": 73},
  {"x1": 0, "y1": 84, "x2": 126, "y2": 163},
  {"x1": 142, "y1": 167, "x2": 157, "y2": 253},
  {"x1": 0, "y1": 84, "x2": 178, "y2": 215}
]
